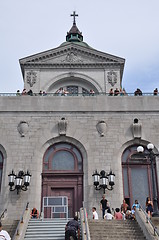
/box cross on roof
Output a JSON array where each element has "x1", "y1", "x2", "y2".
[{"x1": 70, "y1": 11, "x2": 78, "y2": 25}]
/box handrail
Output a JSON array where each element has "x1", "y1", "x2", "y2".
[
  {"x1": 0, "y1": 209, "x2": 7, "y2": 220},
  {"x1": 80, "y1": 207, "x2": 90, "y2": 240},
  {"x1": 84, "y1": 208, "x2": 90, "y2": 240},
  {"x1": 137, "y1": 203, "x2": 159, "y2": 237},
  {"x1": 0, "y1": 92, "x2": 158, "y2": 97},
  {"x1": 12, "y1": 202, "x2": 29, "y2": 240}
]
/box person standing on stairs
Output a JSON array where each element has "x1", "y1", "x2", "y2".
[
  {"x1": 0, "y1": 222, "x2": 11, "y2": 240},
  {"x1": 100, "y1": 194, "x2": 110, "y2": 219},
  {"x1": 146, "y1": 197, "x2": 153, "y2": 219}
]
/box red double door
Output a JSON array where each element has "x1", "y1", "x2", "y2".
[{"x1": 42, "y1": 172, "x2": 83, "y2": 218}]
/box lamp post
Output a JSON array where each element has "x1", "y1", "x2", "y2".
[
  {"x1": 92, "y1": 170, "x2": 115, "y2": 194},
  {"x1": 8, "y1": 170, "x2": 31, "y2": 194},
  {"x1": 137, "y1": 143, "x2": 159, "y2": 217}
]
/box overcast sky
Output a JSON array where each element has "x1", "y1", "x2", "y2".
[{"x1": 1, "y1": 0, "x2": 159, "y2": 93}]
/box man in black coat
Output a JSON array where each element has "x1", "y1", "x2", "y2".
[{"x1": 65, "y1": 216, "x2": 80, "y2": 240}]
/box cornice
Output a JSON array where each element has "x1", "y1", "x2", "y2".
[
  {"x1": 20, "y1": 43, "x2": 125, "y2": 64},
  {"x1": 22, "y1": 62, "x2": 123, "y2": 70}
]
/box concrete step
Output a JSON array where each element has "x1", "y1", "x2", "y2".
[
  {"x1": 24, "y1": 219, "x2": 69, "y2": 240},
  {"x1": 1, "y1": 219, "x2": 19, "y2": 238},
  {"x1": 88, "y1": 219, "x2": 146, "y2": 240}
]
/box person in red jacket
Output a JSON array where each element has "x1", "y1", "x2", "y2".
[{"x1": 30, "y1": 207, "x2": 39, "y2": 219}]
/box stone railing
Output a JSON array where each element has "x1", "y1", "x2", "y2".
[
  {"x1": 80, "y1": 207, "x2": 91, "y2": 240},
  {"x1": 135, "y1": 206, "x2": 159, "y2": 240},
  {"x1": 0, "y1": 92, "x2": 158, "y2": 97},
  {"x1": 12, "y1": 202, "x2": 30, "y2": 240}
]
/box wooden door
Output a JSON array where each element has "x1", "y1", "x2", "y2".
[
  {"x1": 51, "y1": 188, "x2": 74, "y2": 218},
  {"x1": 42, "y1": 142, "x2": 83, "y2": 218},
  {"x1": 42, "y1": 173, "x2": 83, "y2": 218}
]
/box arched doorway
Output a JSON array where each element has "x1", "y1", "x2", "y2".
[
  {"x1": 122, "y1": 145, "x2": 158, "y2": 209},
  {"x1": 42, "y1": 142, "x2": 83, "y2": 218}
]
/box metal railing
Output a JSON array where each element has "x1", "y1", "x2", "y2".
[
  {"x1": 12, "y1": 202, "x2": 29, "y2": 240},
  {"x1": 137, "y1": 203, "x2": 159, "y2": 238},
  {"x1": 0, "y1": 209, "x2": 7, "y2": 220},
  {"x1": 0, "y1": 92, "x2": 158, "y2": 97},
  {"x1": 42, "y1": 196, "x2": 68, "y2": 220},
  {"x1": 80, "y1": 207, "x2": 90, "y2": 240}
]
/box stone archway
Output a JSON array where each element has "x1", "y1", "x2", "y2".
[
  {"x1": 42, "y1": 142, "x2": 83, "y2": 218},
  {"x1": 122, "y1": 144, "x2": 159, "y2": 208}
]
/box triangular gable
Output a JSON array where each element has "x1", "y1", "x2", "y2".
[{"x1": 19, "y1": 42, "x2": 125, "y2": 77}]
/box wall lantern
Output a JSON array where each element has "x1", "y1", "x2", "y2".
[
  {"x1": 8, "y1": 170, "x2": 31, "y2": 194},
  {"x1": 92, "y1": 170, "x2": 115, "y2": 193}
]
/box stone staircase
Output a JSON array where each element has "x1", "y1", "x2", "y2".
[
  {"x1": 1, "y1": 219, "x2": 19, "y2": 239},
  {"x1": 24, "y1": 219, "x2": 69, "y2": 240},
  {"x1": 88, "y1": 219, "x2": 146, "y2": 240}
]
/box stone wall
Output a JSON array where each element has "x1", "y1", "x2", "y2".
[{"x1": 0, "y1": 95, "x2": 159, "y2": 219}]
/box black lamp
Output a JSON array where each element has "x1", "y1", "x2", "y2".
[
  {"x1": 92, "y1": 170, "x2": 115, "y2": 193},
  {"x1": 8, "y1": 170, "x2": 31, "y2": 194}
]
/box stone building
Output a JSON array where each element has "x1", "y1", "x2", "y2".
[{"x1": 0, "y1": 12, "x2": 159, "y2": 219}]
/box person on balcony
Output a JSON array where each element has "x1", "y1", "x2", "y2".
[
  {"x1": 114, "y1": 88, "x2": 120, "y2": 96},
  {"x1": 22, "y1": 88, "x2": 27, "y2": 95},
  {"x1": 108, "y1": 88, "x2": 114, "y2": 96},
  {"x1": 134, "y1": 88, "x2": 142, "y2": 96},
  {"x1": 154, "y1": 88, "x2": 158, "y2": 95},
  {"x1": 90, "y1": 89, "x2": 95, "y2": 96},
  {"x1": 16, "y1": 90, "x2": 21, "y2": 96}
]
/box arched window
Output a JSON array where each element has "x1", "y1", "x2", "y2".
[
  {"x1": 0, "y1": 151, "x2": 4, "y2": 191},
  {"x1": 66, "y1": 86, "x2": 78, "y2": 95},
  {"x1": 122, "y1": 145, "x2": 158, "y2": 208},
  {"x1": 43, "y1": 143, "x2": 83, "y2": 172}
]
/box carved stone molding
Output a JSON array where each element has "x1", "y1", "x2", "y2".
[
  {"x1": 132, "y1": 118, "x2": 142, "y2": 139},
  {"x1": 58, "y1": 118, "x2": 68, "y2": 136},
  {"x1": 107, "y1": 70, "x2": 117, "y2": 86},
  {"x1": 69, "y1": 72, "x2": 74, "y2": 77},
  {"x1": 26, "y1": 71, "x2": 37, "y2": 87},
  {"x1": 61, "y1": 52, "x2": 83, "y2": 63},
  {"x1": 96, "y1": 120, "x2": 107, "y2": 137},
  {"x1": 17, "y1": 121, "x2": 29, "y2": 137}
]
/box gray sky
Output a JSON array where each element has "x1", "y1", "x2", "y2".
[{"x1": 1, "y1": 0, "x2": 159, "y2": 93}]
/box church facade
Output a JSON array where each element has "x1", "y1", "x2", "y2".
[{"x1": 0, "y1": 13, "x2": 159, "y2": 219}]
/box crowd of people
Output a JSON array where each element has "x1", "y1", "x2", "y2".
[
  {"x1": 91, "y1": 195, "x2": 153, "y2": 222},
  {"x1": 109, "y1": 88, "x2": 126, "y2": 96},
  {"x1": 15, "y1": 87, "x2": 159, "y2": 97},
  {"x1": 108, "y1": 87, "x2": 158, "y2": 96},
  {"x1": 16, "y1": 88, "x2": 96, "y2": 96},
  {"x1": 7, "y1": 197, "x2": 151, "y2": 240},
  {"x1": 16, "y1": 89, "x2": 47, "y2": 96}
]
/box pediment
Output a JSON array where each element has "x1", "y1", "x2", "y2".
[{"x1": 20, "y1": 42, "x2": 125, "y2": 66}]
